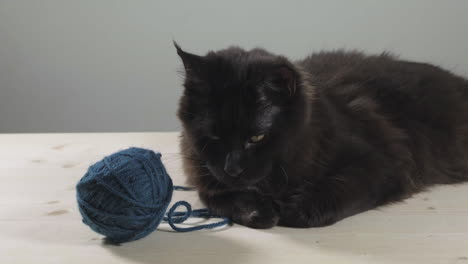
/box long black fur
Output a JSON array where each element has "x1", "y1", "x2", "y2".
[{"x1": 175, "y1": 43, "x2": 468, "y2": 228}]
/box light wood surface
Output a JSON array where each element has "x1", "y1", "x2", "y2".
[{"x1": 1, "y1": 132, "x2": 468, "y2": 264}]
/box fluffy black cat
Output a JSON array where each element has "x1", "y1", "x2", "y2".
[{"x1": 175, "y1": 42, "x2": 468, "y2": 229}]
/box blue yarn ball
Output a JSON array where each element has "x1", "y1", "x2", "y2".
[{"x1": 76, "y1": 147, "x2": 173, "y2": 243}]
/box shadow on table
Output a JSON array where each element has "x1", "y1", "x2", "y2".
[
  {"x1": 261, "y1": 208, "x2": 468, "y2": 263},
  {"x1": 104, "y1": 229, "x2": 250, "y2": 264}
]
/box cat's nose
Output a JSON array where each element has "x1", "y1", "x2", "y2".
[{"x1": 224, "y1": 152, "x2": 244, "y2": 177}]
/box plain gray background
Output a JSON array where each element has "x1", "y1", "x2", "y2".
[{"x1": 1, "y1": 0, "x2": 468, "y2": 133}]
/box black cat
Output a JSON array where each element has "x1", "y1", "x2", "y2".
[{"x1": 175, "y1": 42, "x2": 468, "y2": 228}]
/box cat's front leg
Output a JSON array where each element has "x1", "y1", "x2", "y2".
[{"x1": 199, "y1": 190, "x2": 280, "y2": 229}]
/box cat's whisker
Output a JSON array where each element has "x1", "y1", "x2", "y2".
[
  {"x1": 185, "y1": 165, "x2": 209, "y2": 170},
  {"x1": 191, "y1": 165, "x2": 208, "y2": 168},
  {"x1": 280, "y1": 165, "x2": 289, "y2": 187},
  {"x1": 196, "y1": 172, "x2": 213, "y2": 177},
  {"x1": 209, "y1": 179, "x2": 223, "y2": 191},
  {"x1": 304, "y1": 179, "x2": 314, "y2": 186},
  {"x1": 200, "y1": 142, "x2": 210, "y2": 154},
  {"x1": 333, "y1": 176, "x2": 347, "y2": 183}
]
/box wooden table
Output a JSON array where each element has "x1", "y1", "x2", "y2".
[{"x1": 1, "y1": 132, "x2": 468, "y2": 264}]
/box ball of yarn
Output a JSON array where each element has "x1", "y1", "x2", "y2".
[{"x1": 76, "y1": 147, "x2": 173, "y2": 243}]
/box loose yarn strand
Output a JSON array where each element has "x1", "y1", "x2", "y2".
[
  {"x1": 164, "y1": 200, "x2": 230, "y2": 232},
  {"x1": 173, "y1": 185, "x2": 196, "y2": 191}
]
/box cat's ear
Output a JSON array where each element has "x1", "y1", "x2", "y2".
[
  {"x1": 174, "y1": 41, "x2": 205, "y2": 78},
  {"x1": 270, "y1": 65, "x2": 297, "y2": 96}
]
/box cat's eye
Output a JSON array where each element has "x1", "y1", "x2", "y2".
[{"x1": 249, "y1": 134, "x2": 265, "y2": 143}]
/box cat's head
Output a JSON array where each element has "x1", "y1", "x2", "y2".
[{"x1": 175, "y1": 42, "x2": 309, "y2": 187}]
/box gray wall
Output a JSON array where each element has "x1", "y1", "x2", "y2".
[{"x1": 1, "y1": 0, "x2": 468, "y2": 133}]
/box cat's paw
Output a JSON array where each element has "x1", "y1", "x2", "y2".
[
  {"x1": 277, "y1": 191, "x2": 314, "y2": 228},
  {"x1": 232, "y1": 193, "x2": 280, "y2": 229},
  {"x1": 238, "y1": 204, "x2": 280, "y2": 229},
  {"x1": 277, "y1": 191, "x2": 336, "y2": 228}
]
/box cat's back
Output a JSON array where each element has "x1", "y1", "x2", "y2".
[
  {"x1": 297, "y1": 50, "x2": 468, "y2": 123},
  {"x1": 297, "y1": 50, "x2": 466, "y2": 88},
  {"x1": 297, "y1": 50, "x2": 468, "y2": 184},
  {"x1": 297, "y1": 50, "x2": 373, "y2": 82}
]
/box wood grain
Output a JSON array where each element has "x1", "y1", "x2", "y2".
[{"x1": 1, "y1": 132, "x2": 467, "y2": 264}]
